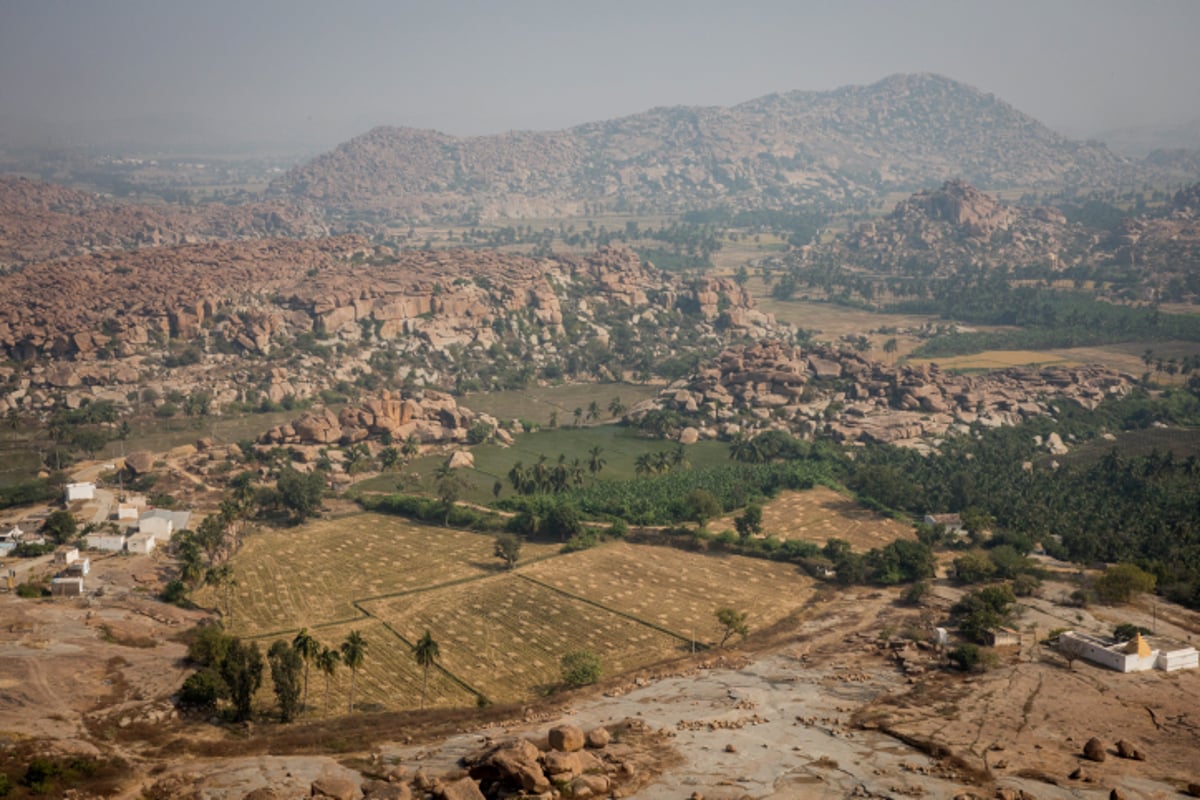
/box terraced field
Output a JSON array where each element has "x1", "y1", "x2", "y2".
[
  {"x1": 363, "y1": 574, "x2": 686, "y2": 702},
  {"x1": 521, "y1": 542, "x2": 813, "y2": 645},
  {"x1": 207, "y1": 488, "x2": 883, "y2": 710},
  {"x1": 197, "y1": 513, "x2": 560, "y2": 637}
]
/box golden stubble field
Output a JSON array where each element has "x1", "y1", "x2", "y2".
[
  {"x1": 714, "y1": 486, "x2": 915, "y2": 551},
  {"x1": 211, "y1": 504, "x2": 836, "y2": 707}
]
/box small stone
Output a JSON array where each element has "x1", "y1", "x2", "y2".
[
  {"x1": 1082, "y1": 737, "x2": 1106, "y2": 762},
  {"x1": 724, "y1": 744, "x2": 737, "y2": 753}
]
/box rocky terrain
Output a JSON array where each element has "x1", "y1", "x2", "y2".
[
  {"x1": 0, "y1": 243, "x2": 776, "y2": 419},
  {"x1": 269, "y1": 74, "x2": 1193, "y2": 223},
  {"x1": 0, "y1": 175, "x2": 325, "y2": 267},
  {"x1": 631, "y1": 339, "x2": 1134, "y2": 447},
  {"x1": 782, "y1": 179, "x2": 1200, "y2": 301}
]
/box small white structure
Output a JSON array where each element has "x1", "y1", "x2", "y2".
[
  {"x1": 126, "y1": 532, "x2": 157, "y2": 555},
  {"x1": 85, "y1": 531, "x2": 127, "y2": 553},
  {"x1": 1059, "y1": 631, "x2": 1199, "y2": 673},
  {"x1": 54, "y1": 546, "x2": 80, "y2": 566},
  {"x1": 923, "y1": 513, "x2": 966, "y2": 535},
  {"x1": 115, "y1": 504, "x2": 140, "y2": 521},
  {"x1": 51, "y1": 576, "x2": 84, "y2": 597},
  {"x1": 65, "y1": 558, "x2": 90, "y2": 576},
  {"x1": 64, "y1": 482, "x2": 96, "y2": 502},
  {"x1": 138, "y1": 509, "x2": 190, "y2": 538}
]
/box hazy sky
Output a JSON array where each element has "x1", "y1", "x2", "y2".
[{"x1": 1, "y1": 0, "x2": 1198, "y2": 149}]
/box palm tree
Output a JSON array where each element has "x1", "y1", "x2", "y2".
[
  {"x1": 572, "y1": 407, "x2": 583, "y2": 427},
  {"x1": 315, "y1": 646, "x2": 340, "y2": 716},
  {"x1": 652, "y1": 450, "x2": 673, "y2": 474},
  {"x1": 608, "y1": 396, "x2": 626, "y2": 418},
  {"x1": 413, "y1": 630, "x2": 440, "y2": 709},
  {"x1": 340, "y1": 630, "x2": 367, "y2": 713},
  {"x1": 292, "y1": 628, "x2": 320, "y2": 712},
  {"x1": 671, "y1": 443, "x2": 689, "y2": 470},
  {"x1": 587, "y1": 446, "x2": 606, "y2": 478},
  {"x1": 401, "y1": 434, "x2": 420, "y2": 460},
  {"x1": 586, "y1": 401, "x2": 600, "y2": 422},
  {"x1": 634, "y1": 452, "x2": 654, "y2": 477}
]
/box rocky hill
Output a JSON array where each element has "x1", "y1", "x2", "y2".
[
  {"x1": 269, "y1": 73, "x2": 1184, "y2": 223},
  {"x1": 631, "y1": 339, "x2": 1133, "y2": 449},
  {"x1": 0, "y1": 175, "x2": 325, "y2": 267},
  {"x1": 0, "y1": 243, "x2": 777, "y2": 418}
]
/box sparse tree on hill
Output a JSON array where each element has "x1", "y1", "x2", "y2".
[
  {"x1": 316, "y1": 646, "x2": 340, "y2": 716},
  {"x1": 587, "y1": 400, "x2": 600, "y2": 422},
  {"x1": 734, "y1": 504, "x2": 763, "y2": 540},
  {"x1": 716, "y1": 607, "x2": 749, "y2": 648},
  {"x1": 573, "y1": 407, "x2": 583, "y2": 427},
  {"x1": 494, "y1": 533, "x2": 522, "y2": 570},
  {"x1": 341, "y1": 630, "x2": 367, "y2": 713},
  {"x1": 413, "y1": 630, "x2": 440, "y2": 709},
  {"x1": 685, "y1": 489, "x2": 722, "y2": 531},
  {"x1": 220, "y1": 639, "x2": 263, "y2": 722},
  {"x1": 268, "y1": 640, "x2": 303, "y2": 723},
  {"x1": 291, "y1": 628, "x2": 320, "y2": 711}
]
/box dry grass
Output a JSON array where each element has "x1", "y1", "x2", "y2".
[
  {"x1": 199, "y1": 514, "x2": 560, "y2": 637},
  {"x1": 909, "y1": 350, "x2": 1078, "y2": 372},
  {"x1": 521, "y1": 541, "x2": 813, "y2": 646},
  {"x1": 363, "y1": 572, "x2": 686, "y2": 703},
  {"x1": 714, "y1": 487, "x2": 914, "y2": 552},
  {"x1": 252, "y1": 618, "x2": 478, "y2": 716}
]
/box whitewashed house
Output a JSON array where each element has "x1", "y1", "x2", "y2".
[
  {"x1": 54, "y1": 546, "x2": 80, "y2": 566},
  {"x1": 138, "y1": 509, "x2": 191, "y2": 539},
  {"x1": 115, "y1": 504, "x2": 140, "y2": 521},
  {"x1": 51, "y1": 576, "x2": 84, "y2": 597},
  {"x1": 64, "y1": 482, "x2": 96, "y2": 502},
  {"x1": 85, "y1": 531, "x2": 127, "y2": 552},
  {"x1": 126, "y1": 532, "x2": 157, "y2": 555}
]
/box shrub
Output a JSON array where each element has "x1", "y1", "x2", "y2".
[
  {"x1": 561, "y1": 650, "x2": 602, "y2": 687},
  {"x1": 177, "y1": 669, "x2": 223, "y2": 711},
  {"x1": 16, "y1": 582, "x2": 47, "y2": 598},
  {"x1": 949, "y1": 643, "x2": 981, "y2": 671},
  {"x1": 160, "y1": 579, "x2": 188, "y2": 605}
]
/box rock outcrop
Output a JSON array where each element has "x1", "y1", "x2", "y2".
[{"x1": 633, "y1": 339, "x2": 1134, "y2": 447}]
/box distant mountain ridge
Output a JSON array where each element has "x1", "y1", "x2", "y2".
[{"x1": 269, "y1": 73, "x2": 1193, "y2": 223}]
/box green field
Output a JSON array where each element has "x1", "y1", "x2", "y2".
[{"x1": 355, "y1": 423, "x2": 732, "y2": 505}]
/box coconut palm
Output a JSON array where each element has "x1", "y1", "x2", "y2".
[
  {"x1": 586, "y1": 446, "x2": 606, "y2": 478},
  {"x1": 413, "y1": 630, "x2": 440, "y2": 709},
  {"x1": 340, "y1": 630, "x2": 367, "y2": 713},
  {"x1": 291, "y1": 628, "x2": 320, "y2": 711},
  {"x1": 315, "y1": 646, "x2": 340, "y2": 716}
]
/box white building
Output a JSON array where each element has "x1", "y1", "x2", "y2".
[
  {"x1": 64, "y1": 482, "x2": 96, "y2": 502},
  {"x1": 1059, "y1": 631, "x2": 1198, "y2": 673},
  {"x1": 126, "y1": 532, "x2": 157, "y2": 555},
  {"x1": 85, "y1": 531, "x2": 127, "y2": 553},
  {"x1": 54, "y1": 546, "x2": 80, "y2": 566},
  {"x1": 51, "y1": 576, "x2": 84, "y2": 597},
  {"x1": 115, "y1": 504, "x2": 140, "y2": 521},
  {"x1": 138, "y1": 509, "x2": 190, "y2": 539}
]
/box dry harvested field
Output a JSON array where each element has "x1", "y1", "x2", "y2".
[
  {"x1": 909, "y1": 349, "x2": 1078, "y2": 372},
  {"x1": 715, "y1": 486, "x2": 915, "y2": 551},
  {"x1": 363, "y1": 573, "x2": 686, "y2": 703},
  {"x1": 198, "y1": 514, "x2": 560, "y2": 637},
  {"x1": 521, "y1": 541, "x2": 813, "y2": 644},
  {"x1": 253, "y1": 618, "x2": 477, "y2": 715}
]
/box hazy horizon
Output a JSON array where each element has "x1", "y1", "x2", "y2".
[{"x1": 2, "y1": 0, "x2": 1198, "y2": 154}]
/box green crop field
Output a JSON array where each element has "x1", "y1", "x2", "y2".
[{"x1": 354, "y1": 423, "x2": 731, "y2": 505}]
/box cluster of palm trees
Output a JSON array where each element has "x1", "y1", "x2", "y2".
[
  {"x1": 507, "y1": 446, "x2": 606, "y2": 495},
  {"x1": 289, "y1": 626, "x2": 442, "y2": 714},
  {"x1": 633, "y1": 444, "x2": 688, "y2": 476}
]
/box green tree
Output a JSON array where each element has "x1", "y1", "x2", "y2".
[
  {"x1": 276, "y1": 467, "x2": 324, "y2": 522},
  {"x1": 413, "y1": 630, "x2": 440, "y2": 709},
  {"x1": 220, "y1": 639, "x2": 263, "y2": 722},
  {"x1": 340, "y1": 630, "x2": 367, "y2": 713},
  {"x1": 267, "y1": 640, "x2": 303, "y2": 722},
  {"x1": 685, "y1": 489, "x2": 723, "y2": 530},
  {"x1": 608, "y1": 396, "x2": 626, "y2": 418},
  {"x1": 494, "y1": 533, "x2": 522, "y2": 570},
  {"x1": 561, "y1": 649, "x2": 602, "y2": 687},
  {"x1": 40, "y1": 510, "x2": 78, "y2": 545},
  {"x1": 586, "y1": 445, "x2": 606, "y2": 478},
  {"x1": 952, "y1": 551, "x2": 996, "y2": 584},
  {"x1": 734, "y1": 504, "x2": 763, "y2": 540},
  {"x1": 315, "y1": 646, "x2": 340, "y2": 716},
  {"x1": 291, "y1": 628, "x2": 320, "y2": 712},
  {"x1": 1094, "y1": 563, "x2": 1156, "y2": 604},
  {"x1": 716, "y1": 606, "x2": 749, "y2": 647}
]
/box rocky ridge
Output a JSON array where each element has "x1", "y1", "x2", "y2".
[
  {"x1": 633, "y1": 339, "x2": 1134, "y2": 447},
  {"x1": 0, "y1": 175, "x2": 325, "y2": 267},
  {"x1": 0, "y1": 244, "x2": 777, "y2": 418},
  {"x1": 270, "y1": 74, "x2": 1183, "y2": 222}
]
